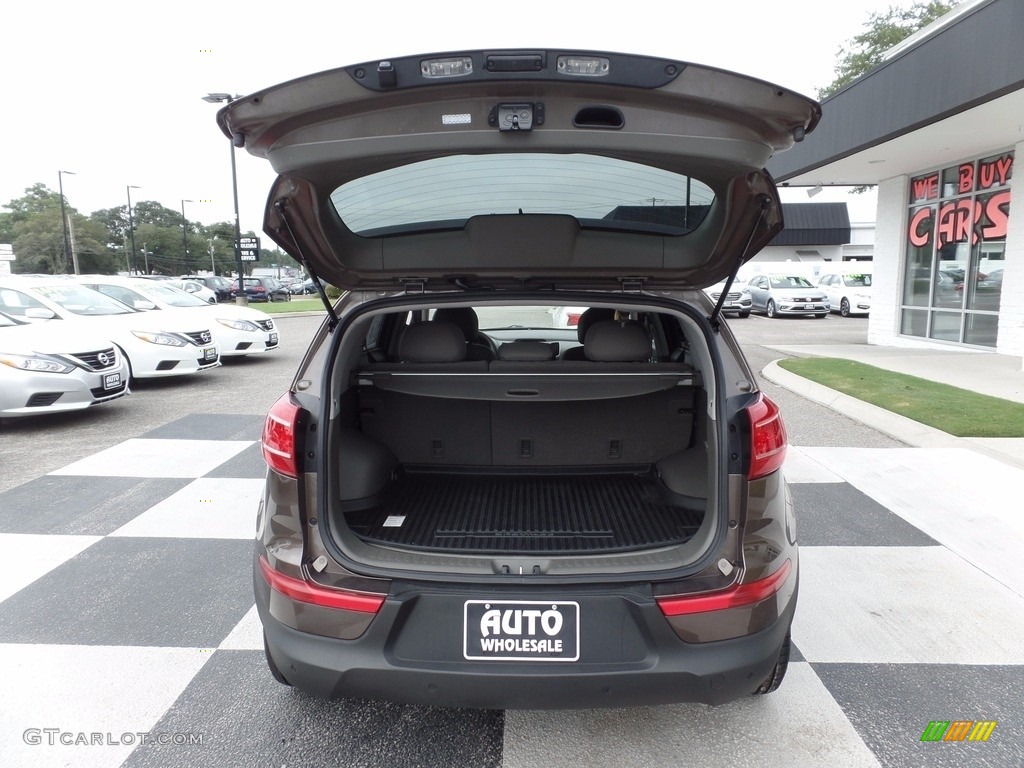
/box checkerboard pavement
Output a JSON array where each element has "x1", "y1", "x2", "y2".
[{"x1": 1, "y1": 414, "x2": 1023, "y2": 768}]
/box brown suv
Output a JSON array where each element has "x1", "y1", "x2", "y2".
[{"x1": 219, "y1": 48, "x2": 817, "y2": 708}]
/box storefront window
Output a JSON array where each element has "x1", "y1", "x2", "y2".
[{"x1": 901, "y1": 151, "x2": 1013, "y2": 348}]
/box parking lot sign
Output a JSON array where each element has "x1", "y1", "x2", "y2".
[{"x1": 239, "y1": 236, "x2": 260, "y2": 261}]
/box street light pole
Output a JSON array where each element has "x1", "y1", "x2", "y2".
[
  {"x1": 57, "y1": 170, "x2": 75, "y2": 274},
  {"x1": 202, "y1": 92, "x2": 247, "y2": 306},
  {"x1": 126, "y1": 185, "x2": 140, "y2": 274},
  {"x1": 181, "y1": 198, "x2": 194, "y2": 276}
]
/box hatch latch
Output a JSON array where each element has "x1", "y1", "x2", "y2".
[{"x1": 490, "y1": 102, "x2": 544, "y2": 131}]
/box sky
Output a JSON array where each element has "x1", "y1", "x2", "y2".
[{"x1": 1, "y1": 0, "x2": 903, "y2": 243}]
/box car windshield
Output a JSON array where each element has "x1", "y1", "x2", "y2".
[
  {"x1": 331, "y1": 153, "x2": 714, "y2": 237},
  {"x1": 139, "y1": 283, "x2": 210, "y2": 308},
  {"x1": 842, "y1": 274, "x2": 872, "y2": 287},
  {"x1": 33, "y1": 284, "x2": 135, "y2": 315},
  {"x1": 769, "y1": 276, "x2": 814, "y2": 289}
]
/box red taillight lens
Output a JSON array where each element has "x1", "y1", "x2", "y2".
[
  {"x1": 567, "y1": 313, "x2": 582, "y2": 327},
  {"x1": 656, "y1": 559, "x2": 792, "y2": 616},
  {"x1": 262, "y1": 393, "x2": 302, "y2": 478},
  {"x1": 746, "y1": 393, "x2": 787, "y2": 480},
  {"x1": 258, "y1": 556, "x2": 384, "y2": 613}
]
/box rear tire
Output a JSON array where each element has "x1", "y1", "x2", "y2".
[
  {"x1": 840, "y1": 298, "x2": 851, "y2": 317},
  {"x1": 738, "y1": 310, "x2": 750, "y2": 318},
  {"x1": 766, "y1": 300, "x2": 777, "y2": 318},
  {"x1": 752, "y1": 630, "x2": 790, "y2": 695}
]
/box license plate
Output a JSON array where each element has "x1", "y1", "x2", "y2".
[
  {"x1": 269, "y1": 333, "x2": 278, "y2": 345},
  {"x1": 463, "y1": 600, "x2": 580, "y2": 661},
  {"x1": 804, "y1": 303, "x2": 815, "y2": 310},
  {"x1": 103, "y1": 372, "x2": 122, "y2": 390},
  {"x1": 202, "y1": 347, "x2": 217, "y2": 361}
]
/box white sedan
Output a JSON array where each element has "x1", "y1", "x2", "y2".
[
  {"x1": 817, "y1": 271, "x2": 872, "y2": 317},
  {"x1": 170, "y1": 279, "x2": 218, "y2": 304},
  {"x1": 75, "y1": 276, "x2": 280, "y2": 357},
  {"x1": 0, "y1": 277, "x2": 220, "y2": 380},
  {"x1": 0, "y1": 309, "x2": 130, "y2": 417}
]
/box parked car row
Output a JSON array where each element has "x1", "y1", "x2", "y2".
[
  {"x1": 231, "y1": 276, "x2": 293, "y2": 302},
  {"x1": 0, "y1": 275, "x2": 280, "y2": 419},
  {"x1": 701, "y1": 268, "x2": 872, "y2": 320}
]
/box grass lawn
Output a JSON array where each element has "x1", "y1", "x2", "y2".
[
  {"x1": 255, "y1": 298, "x2": 327, "y2": 315},
  {"x1": 777, "y1": 357, "x2": 1024, "y2": 438}
]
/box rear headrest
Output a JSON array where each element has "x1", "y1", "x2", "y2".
[
  {"x1": 399, "y1": 321, "x2": 467, "y2": 363},
  {"x1": 584, "y1": 320, "x2": 650, "y2": 362},
  {"x1": 433, "y1": 307, "x2": 478, "y2": 339},
  {"x1": 497, "y1": 341, "x2": 559, "y2": 361},
  {"x1": 575, "y1": 307, "x2": 616, "y2": 342}
]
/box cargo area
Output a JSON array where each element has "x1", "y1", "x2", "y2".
[
  {"x1": 342, "y1": 466, "x2": 706, "y2": 555},
  {"x1": 321, "y1": 305, "x2": 719, "y2": 573}
]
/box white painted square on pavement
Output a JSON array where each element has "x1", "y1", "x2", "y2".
[
  {"x1": 798, "y1": 447, "x2": 1024, "y2": 595},
  {"x1": 503, "y1": 663, "x2": 880, "y2": 768},
  {"x1": 784, "y1": 445, "x2": 845, "y2": 484},
  {"x1": 0, "y1": 644, "x2": 213, "y2": 768},
  {"x1": 49, "y1": 439, "x2": 254, "y2": 479},
  {"x1": 219, "y1": 604, "x2": 263, "y2": 650},
  {"x1": 794, "y1": 546, "x2": 1024, "y2": 664},
  {"x1": 0, "y1": 534, "x2": 102, "y2": 604},
  {"x1": 109, "y1": 478, "x2": 264, "y2": 539}
]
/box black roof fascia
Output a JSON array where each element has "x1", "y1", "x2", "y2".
[
  {"x1": 770, "y1": 203, "x2": 851, "y2": 246},
  {"x1": 766, "y1": 0, "x2": 1023, "y2": 183}
]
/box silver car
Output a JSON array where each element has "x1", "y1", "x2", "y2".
[
  {"x1": 0, "y1": 310, "x2": 129, "y2": 418},
  {"x1": 746, "y1": 274, "x2": 829, "y2": 318}
]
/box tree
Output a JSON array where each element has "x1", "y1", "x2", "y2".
[
  {"x1": 818, "y1": 1, "x2": 955, "y2": 99},
  {"x1": 2, "y1": 183, "x2": 70, "y2": 223},
  {"x1": 91, "y1": 205, "x2": 131, "y2": 246}
]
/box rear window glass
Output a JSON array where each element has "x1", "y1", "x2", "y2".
[{"x1": 331, "y1": 154, "x2": 713, "y2": 236}]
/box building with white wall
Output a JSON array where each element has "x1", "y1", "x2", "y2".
[{"x1": 767, "y1": 0, "x2": 1022, "y2": 357}]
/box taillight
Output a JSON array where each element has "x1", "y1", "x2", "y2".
[
  {"x1": 262, "y1": 393, "x2": 302, "y2": 478},
  {"x1": 746, "y1": 392, "x2": 787, "y2": 480},
  {"x1": 656, "y1": 559, "x2": 792, "y2": 616},
  {"x1": 258, "y1": 556, "x2": 384, "y2": 613}
]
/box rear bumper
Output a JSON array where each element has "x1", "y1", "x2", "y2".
[{"x1": 256, "y1": 564, "x2": 797, "y2": 709}]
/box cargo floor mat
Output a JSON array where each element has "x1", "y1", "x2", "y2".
[{"x1": 344, "y1": 470, "x2": 704, "y2": 554}]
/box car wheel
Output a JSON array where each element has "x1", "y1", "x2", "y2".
[
  {"x1": 263, "y1": 633, "x2": 291, "y2": 686},
  {"x1": 738, "y1": 310, "x2": 750, "y2": 318},
  {"x1": 752, "y1": 630, "x2": 790, "y2": 695},
  {"x1": 840, "y1": 298, "x2": 851, "y2": 317},
  {"x1": 766, "y1": 299, "x2": 777, "y2": 318},
  {"x1": 208, "y1": 297, "x2": 216, "y2": 304},
  {"x1": 267, "y1": 293, "x2": 275, "y2": 302}
]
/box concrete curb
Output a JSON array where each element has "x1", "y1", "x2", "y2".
[{"x1": 762, "y1": 359, "x2": 1024, "y2": 471}]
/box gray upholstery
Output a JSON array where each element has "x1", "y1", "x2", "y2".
[
  {"x1": 398, "y1": 321, "x2": 467, "y2": 363},
  {"x1": 561, "y1": 307, "x2": 617, "y2": 360},
  {"x1": 433, "y1": 307, "x2": 498, "y2": 361},
  {"x1": 583, "y1": 320, "x2": 651, "y2": 362},
  {"x1": 497, "y1": 341, "x2": 559, "y2": 361}
]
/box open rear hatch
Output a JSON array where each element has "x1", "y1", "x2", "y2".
[{"x1": 218, "y1": 49, "x2": 821, "y2": 294}]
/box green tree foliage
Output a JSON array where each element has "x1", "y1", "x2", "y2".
[
  {"x1": 818, "y1": 1, "x2": 955, "y2": 99},
  {"x1": 2, "y1": 185, "x2": 277, "y2": 278},
  {"x1": 91, "y1": 205, "x2": 131, "y2": 246}
]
